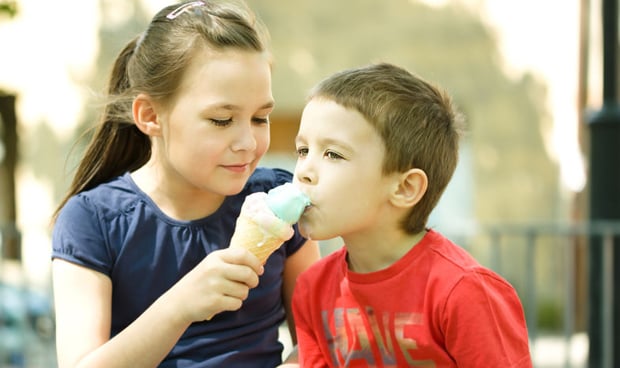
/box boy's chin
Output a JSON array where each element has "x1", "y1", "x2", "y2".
[
  {"x1": 298, "y1": 222, "x2": 333, "y2": 241},
  {"x1": 298, "y1": 222, "x2": 312, "y2": 240},
  {"x1": 298, "y1": 221, "x2": 317, "y2": 240}
]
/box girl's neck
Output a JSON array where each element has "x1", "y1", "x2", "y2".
[{"x1": 131, "y1": 165, "x2": 225, "y2": 221}]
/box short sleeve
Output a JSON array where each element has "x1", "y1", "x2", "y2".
[
  {"x1": 443, "y1": 270, "x2": 533, "y2": 367},
  {"x1": 51, "y1": 194, "x2": 114, "y2": 276},
  {"x1": 245, "y1": 167, "x2": 293, "y2": 192},
  {"x1": 272, "y1": 168, "x2": 294, "y2": 186}
]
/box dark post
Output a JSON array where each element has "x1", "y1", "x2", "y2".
[
  {"x1": 587, "y1": 0, "x2": 620, "y2": 366},
  {"x1": 0, "y1": 92, "x2": 21, "y2": 260}
]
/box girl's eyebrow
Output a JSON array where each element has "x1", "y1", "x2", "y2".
[
  {"x1": 260, "y1": 101, "x2": 275, "y2": 110},
  {"x1": 206, "y1": 101, "x2": 275, "y2": 112}
]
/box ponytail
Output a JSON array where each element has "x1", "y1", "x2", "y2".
[{"x1": 52, "y1": 37, "x2": 151, "y2": 222}]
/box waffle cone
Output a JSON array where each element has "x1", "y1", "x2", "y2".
[{"x1": 229, "y1": 215, "x2": 290, "y2": 264}]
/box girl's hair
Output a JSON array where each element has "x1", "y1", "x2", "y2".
[
  {"x1": 53, "y1": 0, "x2": 270, "y2": 222},
  {"x1": 309, "y1": 62, "x2": 465, "y2": 234}
]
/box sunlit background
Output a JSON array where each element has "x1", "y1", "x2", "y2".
[{"x1": 0, "y1": 0, "x2": 613, "y2": 366}]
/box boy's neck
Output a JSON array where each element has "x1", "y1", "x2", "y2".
[{"x1": 344, "y1": 229, "x2": 427, "y2": 273}]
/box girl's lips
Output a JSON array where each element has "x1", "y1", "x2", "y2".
[{"x1": 222, "y1": 163, "x2": 250, "y2": 173}]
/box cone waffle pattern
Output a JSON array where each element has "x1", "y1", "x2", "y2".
[{"x1": 229, "y1": 215, "x2": 290, "y2": 264}]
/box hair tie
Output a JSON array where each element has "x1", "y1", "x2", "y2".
[{"x1": 166, "y1": 1, "x2": 206, "y2": 20}]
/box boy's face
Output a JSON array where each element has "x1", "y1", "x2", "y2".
[{"x1": 294, "y1": 99, "x2": 396, "y2": 241}]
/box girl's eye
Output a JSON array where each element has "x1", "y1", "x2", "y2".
[
  {"x1": 325, "y1": 151, "x2": 343, "y2": 160},
  {"x1": 252, "y1": 117, "x2": 270, "y2": 124},
  {"x1": 210, "y1": 118, "x2": 232, "y2": 127}
]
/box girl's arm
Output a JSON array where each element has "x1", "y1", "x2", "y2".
[
  {"x1": 53, "y1": 260, "x2": 188, "y2": 368},
  {"x1": 280, "y1": 239, "x2": 321, "y2": 366},
  {"x1": 53, "y1": 247, "x2": 263, "y2": 368}
]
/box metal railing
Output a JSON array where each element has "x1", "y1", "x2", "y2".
[{"x1": 455, "y1": 221, "x2": 620, "y2": 368}]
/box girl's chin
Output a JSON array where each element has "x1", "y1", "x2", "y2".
[{"x1": 224, "y1": 176, "x2": 252, "y2": 194}]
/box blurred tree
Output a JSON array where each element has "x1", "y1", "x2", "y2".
[
  {"x1": 0, "y1": 0, "x2": 20, "y2": 260},
  {"x1": 0, "y1": 0, "x2": 17, "y2": 18},
  {"x1": 47, "y1": 0, "x2": 559, "y2": 241},
  {"x1": 54, "y1": 0, "x2": 558, "y2": 231},
  {"x1": 45, "y1": 0, "x2": 151, "y2": 203},
  {"x1": 51, "y1": 0, "x2": 560, "y2": 304},
  {"x1": 248, "y1": 0, "x2": 560, "y2": 304},
  {"x1": 249, "y1": 0, "x2": 557, "y2": 224},
  {"x1": 9, "y1": 0, "x2": 570, "y2": 333}
]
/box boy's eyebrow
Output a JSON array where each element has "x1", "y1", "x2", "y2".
[{"x1": 295, "y1": 135, "x2": 354, "y2": 152}]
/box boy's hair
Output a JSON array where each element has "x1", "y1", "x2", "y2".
[
  {"x1": 53, "y1": 0, "x2": 270, "y2": 221},
  {"x1": 308, "y1": 63, "x2": 464, "y2": 234}
]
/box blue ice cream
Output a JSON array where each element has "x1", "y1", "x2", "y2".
[{"x1": 265, "y1": 183, "x2": 311, "y2": 224}]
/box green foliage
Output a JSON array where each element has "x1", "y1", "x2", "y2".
[
  {"x1": 0, "y1": 1, "x2": 17, "y2": 18},
  {"x1": 537, "y1": 299, "x2": 563, "y2": 332}
]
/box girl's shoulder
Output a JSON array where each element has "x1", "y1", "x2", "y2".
[{"x1": 60, "y1": 173, "x2": 142, "y2": 221}]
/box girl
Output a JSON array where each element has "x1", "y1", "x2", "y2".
[{"x1": 51, "y1": 1, "x2": 319, "y2": 367}]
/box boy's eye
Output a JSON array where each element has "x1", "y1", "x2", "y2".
[
  {"x1": 210, "y1": 118, "x2": 232, "y2": 127},
  {"x1": 296, "y1": 147, "x2": 309, "y2": 157}
]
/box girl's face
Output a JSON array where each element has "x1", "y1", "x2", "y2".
[
  {"x1": 293, "y1": 99, "x2": 395, "y2": 241},
  {"x1": 156, "y1": 49, "x2": 273, "y2": 196}
]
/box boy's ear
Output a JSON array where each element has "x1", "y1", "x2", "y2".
[
  {"x1": 133, "y1": 93, "x2": 162, "y2": 137},
  {"x1": 390, "y1": 168, "x2": 428, "y2": 208}
]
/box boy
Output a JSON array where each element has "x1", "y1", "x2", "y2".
[{"x1": 291, "y1": 63, "x2": 532, "y2": 367}]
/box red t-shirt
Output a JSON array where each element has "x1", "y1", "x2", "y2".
[{"x1": 293, "y1": 229, "x2": 532, "y2": 367}]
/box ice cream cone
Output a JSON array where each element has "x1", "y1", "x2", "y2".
[
  {"x1": 229, "y1": 184, "x2": 310, "y2": 264},
  {"x1": 229, "y1": 215, "x2": 291, "y2": 264}
]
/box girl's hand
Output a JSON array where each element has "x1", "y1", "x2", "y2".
[{"x1": 169, "y1": 247, "x2": 264, "y2": 323}]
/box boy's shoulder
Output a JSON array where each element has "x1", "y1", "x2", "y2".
[
  {"x1": 425, "y1": 230, "x2": 518, "y2": 290},
  {"x1": 424, "y1": 229, "x2": 481, "y2": 269}
]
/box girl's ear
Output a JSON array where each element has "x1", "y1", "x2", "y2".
[
  {"x1": 133, "y1": 93, "x2": 162, "y2": 137},
  {"x1": 390, "y1": 168, "x2": 428, "y2": 208}
]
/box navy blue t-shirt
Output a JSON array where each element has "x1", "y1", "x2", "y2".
[{"x1": 52, "y1": 167, "x2": 306, "y2": 367}]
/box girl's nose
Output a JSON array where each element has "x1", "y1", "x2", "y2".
[{"x1": 231, "y1": 122, "x2": 258, "y2": 152}]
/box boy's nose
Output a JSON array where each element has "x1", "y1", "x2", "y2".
[
  {"x1": 294, "y1": 159, "x2": 316, "y2": 184},
  {"x1": 298, "y1": 173, "x2": 313, "y2": 184}
]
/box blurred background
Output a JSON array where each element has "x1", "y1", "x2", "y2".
[{"x1": 1, "y1": 0, "x2": 619, "y2": 367}]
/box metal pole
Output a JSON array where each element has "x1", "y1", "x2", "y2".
[
  {"x1": 587, "y1": 0, "x2": 620, "y2": 366},
  {"x1": 0, "y1": 93, "x2": 21, "y2": 260}
]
